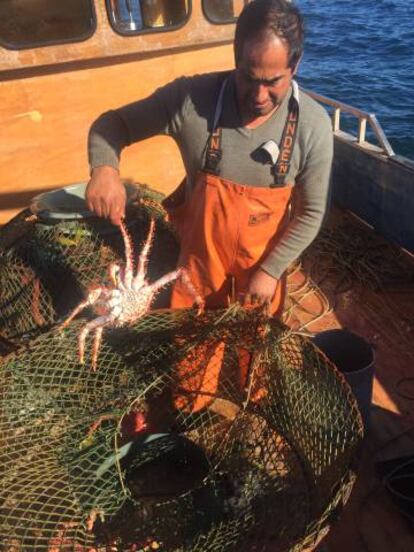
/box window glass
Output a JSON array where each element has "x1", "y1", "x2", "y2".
[
  {"x1": 0, "y1": 0, "x2": 95, "y2": 49},
  {"x1": 107, "y1": 0, "x2": 190, "y2": 34},
  {"x1": 203, "y1": 0, "x2": 250, "y2": 23}
]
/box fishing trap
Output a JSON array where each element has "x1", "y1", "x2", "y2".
[{"x1": 0, "y1": 184, "x2": 363, "y2": 551}]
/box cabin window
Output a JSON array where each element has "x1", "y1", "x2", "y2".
[
  {"x1": 203, "y1": 0, "x2": 250, "y2": 23},
  {"x1": 106, "y1": 0, "x2": 190, "y2": 35},
  {"x1": 0, "y1": 0, "x2": 96, "y2": 50}
]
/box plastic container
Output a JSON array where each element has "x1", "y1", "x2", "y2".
[
  {"x1": 313, "y1": 329, "x2": 374, "y2": 430},
  {"x1": 30, "y1": 181, "x2": 139, "y2": 222}
]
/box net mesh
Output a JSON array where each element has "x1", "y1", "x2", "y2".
[
  {"x1": 0, "y1": 183, "x2": 177, "y2": 344},
  {"x1": 0, "y1": 307, "x2": 362, "y2": 551},
  {"x1": 0, "y1": 185, "x2": 363, "y2": 550}
]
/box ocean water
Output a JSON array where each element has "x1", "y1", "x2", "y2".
[{"x1": 296, "y1": 0, "x2": 414, "y2": 159}]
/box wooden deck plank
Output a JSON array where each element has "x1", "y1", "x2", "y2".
[{"x1": 286, "y1": 208, "x2": 414, "y2": 551}]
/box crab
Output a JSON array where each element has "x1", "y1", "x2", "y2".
[{"x1": 60, "y1": 218, "x2": 203, "y2": 370}]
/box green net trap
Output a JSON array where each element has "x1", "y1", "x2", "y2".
[
  {"x1": 0, "y1": 306, "x2": 363, "y2": 551},
  {"x1": 0, "y1": 183, "x2": 178, "y2": 345}
]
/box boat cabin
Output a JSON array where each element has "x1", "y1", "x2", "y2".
[{"x1": 0, "y1": 0, "x2": 250, "y2": 224}]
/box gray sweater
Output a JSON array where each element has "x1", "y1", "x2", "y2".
[{"x1": 88, "y1": 71, "x2": 333, "y2": 278}]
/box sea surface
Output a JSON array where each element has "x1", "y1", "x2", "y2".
[{"x1": 296, "y1": 0, "x2": 414, "y2": 159}]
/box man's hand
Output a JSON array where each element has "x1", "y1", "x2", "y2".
[
  {"x1": 86, "y1": 166, "x2": 126, "y2": 226},
  {"x1": 243, "y1": 268, "x2": 278, "y2": 308}
]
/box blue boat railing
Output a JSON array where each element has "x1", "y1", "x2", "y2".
[{"x1": 303, "y1": 88, "x2": 395, "y2": 157}]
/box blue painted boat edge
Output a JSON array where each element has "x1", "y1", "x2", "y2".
[{"x1": 331, "y1": 137, "x2": 414, "y2": 254}]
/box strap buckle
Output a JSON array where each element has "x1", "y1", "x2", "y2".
[{"x1": 204, "y1": 148, "x2": 222, "y2": 175}]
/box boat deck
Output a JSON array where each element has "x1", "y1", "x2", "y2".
[{"x1": 286, "y1": 208, "x2": 414, "y2": 552}]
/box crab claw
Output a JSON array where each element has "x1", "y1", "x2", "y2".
[{"x1": 180, "y1": 269, "x2": 204, "y2": 315}]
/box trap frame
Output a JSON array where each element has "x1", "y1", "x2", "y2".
[
  {"x1": 0, "y1": 307, "x2": 362, "y2": 551},
  {"x1": 0, "y1": 184, "x2": 363, "y2": 550}
]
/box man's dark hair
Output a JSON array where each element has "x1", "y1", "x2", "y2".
[{"x1": 234, "y1": 0, "x2": 304, "y2": 69}]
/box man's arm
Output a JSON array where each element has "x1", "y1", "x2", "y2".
[
  {"x1": 247, "y1": 109, "x2": 334, "y2": 303},
  {"x1": 86, "y1": 78, "x2": 189, "y2": 224},
  {"x1": 87, "y1": 109, "x2": 136, "y2": 225}
]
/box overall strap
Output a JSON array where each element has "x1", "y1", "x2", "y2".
[
  {"x1": 203, "y1": 78, "x2": 228, "y2": 175},
  {"x1": 271, "y1": 80, "x2": 300, "y2": 187}
]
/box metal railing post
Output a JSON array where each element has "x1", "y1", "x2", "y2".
[
  {"x1": 358, "y1": 118, "x2": 367, "y2": 144},
  {"x1": 302, "y1": 87, "x2": 395, "y2": 157},
  {"x1": 333, "y1": 107, "x2": 341, "y2": 133}
]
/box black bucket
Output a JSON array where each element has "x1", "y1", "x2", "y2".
[{"x1": 313, "y1": 329, "x2": 374, "y2": 430}]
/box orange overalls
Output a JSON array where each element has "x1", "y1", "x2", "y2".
[{"x1": 163, "y1": 78, "x2": 300, "y2": 412}]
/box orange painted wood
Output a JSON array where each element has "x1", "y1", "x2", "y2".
[
  {"x1": 0, "y1": 2, "x2": 237, "y2": 224},
  {"x1": 0, "y1": 1, "x2": 235, "y2": 72}
]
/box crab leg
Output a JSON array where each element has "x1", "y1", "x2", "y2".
[
  {"x1": 77, "y1": 314, "x2": 115, "y2": 367},
  {"x1": 180, "y1": 269, "x2": 205, "y2": 315},
  {"x1": 148, "y1": 268, "x2": 204, "y2": 314},
  {"x1": 60, "y1": 288, "x2": 103, "y2": 330},
  {"x1": 91, "y1": 326, "x2": 104, "y2": 371},
  {"x1": 119, "y1": 220, "x2": 134, "y2": 288},
  {"x1": 133, "y1": 218, "x2": 155, "y2": 290},
  {"x1": 149, "y1": 267, "x2": 183, "y2": 294},
  {"x1": 109, "y1": 263, "x2": 124, "y2": 289}
]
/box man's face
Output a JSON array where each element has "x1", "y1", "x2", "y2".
[{"x1": 235, "y1": 36, "x2": 297, "y2": 121}]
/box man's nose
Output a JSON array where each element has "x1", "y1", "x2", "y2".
[{"x1": 252, "y1": 83, "x2": 269, "y2": 103}]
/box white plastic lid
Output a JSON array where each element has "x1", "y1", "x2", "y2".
[{"x1": 30, "y1": 182, "x2": 139, "y2": 221}]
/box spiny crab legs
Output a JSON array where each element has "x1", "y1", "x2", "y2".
[{"x1": 60, "y1": 218, "x2": 204, "y2": 370}]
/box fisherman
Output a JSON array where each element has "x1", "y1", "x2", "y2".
[{"x1": 86, "y1": 0, "x2": 333, "y2": 317}]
